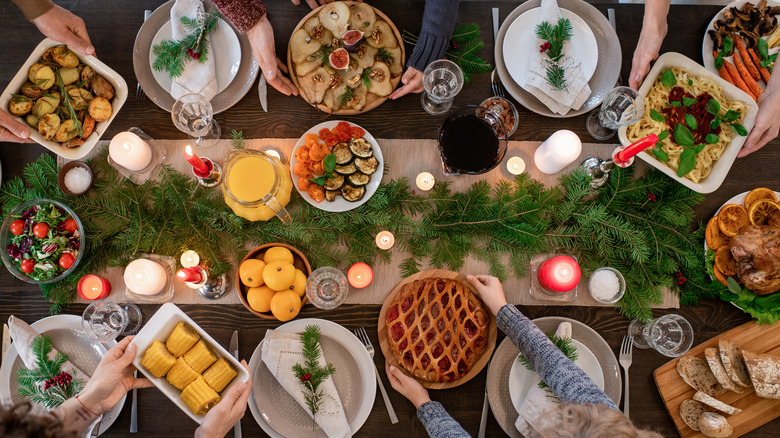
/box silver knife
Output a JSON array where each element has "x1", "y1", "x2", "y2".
[
  {"x1": 2, "y1": 323, "x2": 9, "y2": 363},
  {"x1": 130, "y1": 370, "x2": 138, "y2": 433},
  {"x1": 230, "y1": 330, "x2": 242, "y2": 438},
  {"x1": 258, "y1": 75, "x2": 268, "y2": 112},
  {"x1": 607, "y1": 8, "x2": 623, "y2": 86},
  {"x1": 478, "y1": 386, "x2": 489, "y2": 438}
]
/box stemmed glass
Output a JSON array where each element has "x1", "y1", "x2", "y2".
[
  {"x1": 305, "y1": 267, "x2": 349, "y2": 310},
  {"x1": 171, "y1": 93, "x2": 221, "y2": 148},
  {"x1": 82, "y1": 300, "x2": 142, "y2": 342},
  {"x1": 421, "y1": 60, "x2": 464, "y2": 115},
  {"x1": 628, "y1": 314, "x2": 694, "y2": 357},
  {"x1": 586, "y1": 86, "x2": 645, "y2": 140}
]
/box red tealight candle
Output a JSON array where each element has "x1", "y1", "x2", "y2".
[
  {"x1": 615, "y1": 133, "x2": 658, "y2": 165},
  {"x1": 176, "y1": 267, "x2": 203, "y2": 284},
  {"x1": 347, "y1": 263, "x2": 373, "y2": 289},
  {"x1": 77, "y1": 275, "x2": 111, "y2": 300},
  {"x1": 184, "y1": 145, "x2": 209, "y2": 175},
  {"x1": 537, "y1": 256, "x2": 581, "y2": 292}
]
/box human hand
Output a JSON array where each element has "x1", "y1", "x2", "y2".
[
  {"x1": 628, "y1": 28, "x2": 667, "y2": 90},
  {"x1": 0, "y1": 109, "x2": 34, "y2": 143},
  {"x1": 389, "y1": 67, "x2": 423, "y2": 100},
  {"x1": 466, "y1": 275, "x2": 507, "y2": 316},
  {"x1": 385, "y1": 361, "x2": 430, "y2": 409},
  {"x1": 739, "y1": 88, "x2": 780, "y2": 157},
  {"x1": 31, "y1": 5, "x2": 94, "y2": 56},
  {"x1": 195, "y1": 361, "x2": 252, "y2": 438},
  {"x1": 246, "y1": 16, "x2": 298, "y2": 96},
  {"x1": 290, "y1": 0, "x2": 363, "y2": 9},
  {"x1": 78, "y1": 336, "x2": 153, "y2": 415}
]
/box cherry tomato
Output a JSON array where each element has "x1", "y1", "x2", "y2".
[
  {"x1": 336, "y1": 129, "x2": 351, "y2": 142},
  {"x1": 62, "y1": 218, "x2": 77, "y2": 234},
  {"x1": 20, "y1": 259, "x2": 34, "y2": 274},
  {"x1": 324, "y1": 136, "x2": 339, "y2": 148},
  {"x1": 33, "y1": 222, "x2": 49, "y2": 239},
  {"x1": 318, "y1": 128, "x2": 332, "y2": 139},
  {"x1": 59, "y1": 253, "x2": 75, "y2": 269},
  {"x1": 349, "y1": 127, "x2": 365, "y2": 138},
  {"x1": 10, "y1": 220, "x2": 24, "y2": 236},
  {"x1": 336, "y1": 122, "x2": 351, "y2": 133}
]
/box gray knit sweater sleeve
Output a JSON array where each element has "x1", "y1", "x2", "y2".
[
  {"x1": 407, "y1": 0, "x2": 460, "y2": 71},
  {"x1": 417, "y1": 401, "x2": 471, "y2": 437}
]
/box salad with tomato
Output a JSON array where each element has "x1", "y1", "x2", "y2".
[{"x1": 6, "y1": 203, "x2": 80, "y2": 281}]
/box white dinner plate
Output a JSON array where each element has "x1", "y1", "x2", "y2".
[
  {"x1": 247, "y1": 318, "x2": 376, "y2": 438},
  {"x1": 508, "y1": 339, "x2": 604, "y2": 411},
  {"x1": 502, "y1": 7, "x2": 598, "y2": 87},
  {"x1": 290, "y1": 122, "x2": 384, "y2": 212},
  {"x1": 0, "y1": 315, "x2": 124, "y2": 437},
  {"x1": 149, "y1": 18, "x2": 241, "y2": 95}
]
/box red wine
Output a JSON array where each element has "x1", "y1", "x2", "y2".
[{"x1": 439, "y1": 114, "x2": 502, "y2": 174}]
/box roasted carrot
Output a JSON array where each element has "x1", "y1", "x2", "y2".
[
  {"x1": 723, "y1": 59, "x2": 756, "y2": 100},
  {"x1": 748, "y1": 48, "x2": 772, "y2": 83},
  {"x1": 734, "y1": 54, "x2": 763, "y2": 98},
  {"x1": 713, "y1": 50, "x2": 735, "y2": 85},
  {"x1": 735, "y1": 35, "x2": 761, "y2": 81}
]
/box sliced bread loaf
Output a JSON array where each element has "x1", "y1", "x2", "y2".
[
  {"x1": 693, "y1": 390, "x2": 742, "y2": 415},
  {"x1": 705, "y1": 347, "x2": 743, "y2": 393},
  {"x1": 719, "y1": 339, "x2": 752, "y2": 388},
  {"x1": 698, "y1": 412, "x2": 733, "y2": 438},
  {"x1": 677, "y1": 356, "x2": 727, "y2": 396},
  {"x1": 680, "y1": 399, "x2": 706, "y2": 431},
  {"x1": 742, "y1": 349, "x2": 780, "y2": 399}
]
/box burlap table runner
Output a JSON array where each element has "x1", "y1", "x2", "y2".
[{"x1": 61, "y1": 137, "x2": 678, "y2": 308}]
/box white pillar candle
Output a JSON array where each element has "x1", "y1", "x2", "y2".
[
  {"x1": 375, "y1": 231, "x2": 395, "y2": 250},
  {"x1": 124, "y1": 258, "x2": 168, "y2": 295},
  {"x1": 180, "y1": 250, "x2": 200, "y2": 268},
  {"x1": 109, "y1": 131, "x2": 152, "y2": 171},
  {"x1": 533, "y1": 130, "x2": 582, "y2": 174},
  {"x1": 506, "y1": 156, "x2": 526, "y2": 175},
  {"x1": 416, "y1": 172, "x2": 435, "y2": 191}
]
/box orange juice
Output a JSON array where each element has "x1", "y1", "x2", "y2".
[
  {"x1": 222, "y1": 151, "x2": 292, "y2": 222},
  {"x1": 227, "y1": 156, "x2": 274, "y2": 202}
]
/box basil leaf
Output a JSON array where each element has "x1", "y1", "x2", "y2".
[
  {"x1": 653, "y1": 147, "x2": 669, "y2": 162},
  {"x1": 650, "y1": 109, "x2": 666, "y2": 123},
  {"x1": 685, "y1": 114, "x2": 698, "y2": 130},
  {"x1": 729, "y1": 123, "x2": 748, "y2": 136},
  {"x1": 694, "y1": 144, "x2": 706, "y2": 153},
  {"x1": 674, "y1": 123, "x2": 695, "y2": 146},
  {"x1": 309, "y1": 175, "x2": 327, "y2": 186},
  {"x1": 323, "y1": 153, "x2": 337, "y2": 172},
  {"x1": 761, "y1": 59, "x2": 773, "y2": 68},
  {"x1": 705, "y1": 133, "x2": 720, "y2": 144},
  {"x1": 688, "y1": 79, "x2": 693, "y2": 86},
  {"x1": 723, "y1": 110, "x2": 741, "y2": 122},
  {"x1": 710, "y1": 115, "x2": 722, "y2": 129},
  {"x1": 683, "y1": 97, "x2": 697, "y2": 107},
  {"x1": 758, "y1": 38, "x2": 769, "y2": 60},
  {"x1": 706, "y1": 99, "x2": 721, "y2": 115},
  {"x1": 770, "y1": 54, "x2": 778, "y2": 62},
  {"x1": 727, "y1": 276, "x2": 742, "y2": 295},
  {"x1": 715, "y1": 53, "x2": 724, "y2": 70},
  {"x1": 723, "y1": 35, "x2": 733, "y2": 54},
  {"x1": 657, "y1": 130, "x2": 669, "y2": 141},
  {"x1": 670, "y1": 101, "x2": 682, "y2": 107},
  {"x1": 661, "y1": 69, "x2": 676, "y2": 87},
  {"x1": 677, "y1": 148, "x2": 697, "y2": 176}
]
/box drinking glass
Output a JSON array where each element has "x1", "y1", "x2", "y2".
[
  {"x1": 82, "y1": 300, "x2": 142, "y2": 342},
  {"x1": 171, "y1": 93, "x2": 221, "y2": 148},
  {"x1": 421, "y1": 60, "x2": 464, "y2": 115},
  {"x1": 586, "y1": 86, "x2": 645, "y2": 140},
  {"x1": 628, "y1": 314, "x2": 694, "y2": 357},
  {"x1": 305, "y1": 267, "x2": 349, "y2": 310}
]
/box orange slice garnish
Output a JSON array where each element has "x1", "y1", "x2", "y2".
[
  {"x1": 718, "y1": 204, "x2": 749, "y2": 237},
  {"x1": 705, "y1": 216, "x2": 731, "y2": 249},
  {"x1": 748, "y1": 198, "x2": 780, "y2": 226},
  {"x1": 713, "y1": 264, "x2": 729, "y2": 287},
  {"x1": 714, "y1": 246, "x2": 738, "y2": 276},
  {"x1": 745, "y1": 187, "x2": 777, "y2": 211}
]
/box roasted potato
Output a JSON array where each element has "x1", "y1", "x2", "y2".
[
  {"x1": 28, "y1": 63, "x2": 45, "y2": 82},
  {"x1": 54, "y1": 119, "x2": 79, "y2": 142},
  {"x1": 80, "y1": 65, "x2": 97, "y2": 86},
  {"x1": 8, "y1": 96, "x2": 33, "y2": 116},
  {"x1": 21, "y1": 81, "x2": 43, "y2": 99},
  {"x1": 59, "y1": 67, "x2": 79, "y2": 85},
  {"x1": 80, "y1": 113, "x2": 95, "y2": 138},
  {"x1": 62, "y1": 137, "x2": 86, "y2": 148},
  {"x1": 88, "y1": 96, "x2": 111, "y2": 122},
  {"x1": 38, "y1": 113, "x2": 61, "y2": 141},
  {"x1": 39, "y1": 92, "x2": 61, "y2": 110},
  {"x1": 25, "y1": 114, "x2": 39, "y2": 128},
  {"x1": 67, "y1": 88, "x2": 93, "y2": 111},
  {"x1": 33, "y1": 99, "x2": 56, "y2": 117},
  {"x1": 90, "y1": 76, "x2": 114, "y2": 100},
  {"x1": 51, "y1": 46, "x2": 79, "y2": 68},
  {"x1": 33, "y1": 65, "x2": 55, "y2": 90},
  {"x1": 42, "y1": 47, "x2": 57, "y2": 62}
]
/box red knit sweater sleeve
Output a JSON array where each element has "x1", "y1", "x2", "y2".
[{"x1": 211, "y1": 0, "x2": 267, "y2": 33}]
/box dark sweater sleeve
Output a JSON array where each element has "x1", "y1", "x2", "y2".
[
  {"x1": 211, "y1": 0, "x2": 267, "y2": 33},
  {"x1": 407, "y1": 0, "x2": 460, "y2": 71},
  {"x1": 417, "y1": 401, "x2": 471, "y2": 438},
  {"x1": 497, "y1": 305, "x2": 618, "y2": 410}
]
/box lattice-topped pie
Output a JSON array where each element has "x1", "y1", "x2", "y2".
[{"x1": 385, "y1": 278, "x2": 490, "y2": 383}]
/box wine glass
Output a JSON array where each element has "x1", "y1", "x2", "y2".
[
  {"x1": 586, "y1": 86, "x2": 645, "y2": 140},
  {"x1": 628, "y1": 314, "x2": 694, "y2": 357},
  {"x1": 421, "y1": 60, "x2": 464, "y2": 115},
  {"x1": 305, "y1": 267, "x2": 349, "y2": 310},
  {"x1": 171, "y1": 93, "x2": 221, "y2": 148},
  {"x1": 82, "y1": 300, "x2": 143, "y2": 342}
]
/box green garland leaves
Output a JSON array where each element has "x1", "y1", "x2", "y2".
[{"x1": 402, "y1": 23, "x2": 492, "y2": 84}]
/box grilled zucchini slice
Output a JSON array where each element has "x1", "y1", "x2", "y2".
[
  {"x1": 325, "y1": 190, "x2": 339, "y2": 202},
  {"x1": 323, "y1": 174, "x2": 345, "y2": 191},
  {"x1": 332, "y1": 142, "x2": 353, "y2": 164},
  {"x1": 348, "y1": 137, "x2": 373, "y2": 158},
  {"x1": 335, "y1": 162, "x2": 357, "y2": 175},
  {"x1": 354, "y1": 156, "x2": 379, "y2": 174},
  {"x1": 341, "y1": 184, "x2": 366, "y2": 202},
  {"x1": 348, "y1": 172, "x2": 371, "y2": 186}
]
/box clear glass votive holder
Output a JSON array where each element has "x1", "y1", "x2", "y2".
[
  {"x1": 528, "y1": 253, "x2": 580, "y2": 302},
  {"x1": 123, "y1": 253, "x2": 176, "y2": 304},
  {"x1": 107, "y1": 127, "x2": 167, "y2": 185}
]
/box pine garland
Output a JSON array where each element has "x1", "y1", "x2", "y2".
[
  {"x1": 292, "y1": 325, "x2": 335, "y2": 420},
  {"x1": 518, "y1": 333, "x2": 578, "y2": 390},
  {"x1": 152, "y1": 11, "x2": 221, "y2": 78},
  {"x1": 17, "y1": 335, "x2": 83, "y2": 409},
  {"x1": 402, "y1": 23, "x2": 493, "y2": 83}
]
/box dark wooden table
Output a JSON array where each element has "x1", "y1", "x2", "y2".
[{"x1": 1, "y1": 0, "x2": 778, "y2": 436}]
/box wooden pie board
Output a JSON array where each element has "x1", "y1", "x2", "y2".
[
  {"x1": 286, "y1": 0, "x2": 405, "y2": 115},
  {"x1": 377, "y1": 269, "x2": 498, "y2": 389},
  {"x1": 654, "y1": 320, "x2": 780, "y2": 437}
]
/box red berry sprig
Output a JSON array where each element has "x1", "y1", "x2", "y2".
[
  {"x1": 675, "y1": 272, "x2": 687, "y2": 286},
  {"x1": 540, "y1": 42, "x2": 551, "y2": 53},
  {"x1": 300, "y1": 373, "x2": 310, "y2": 382},
  {"x1": 185, "y1": 47, "x2": 200, "y2": 60},
  {"x1": 44, "y1": 372, "x2": 73, "y2": 390},
  {"x1": 647, "y1": 193, "x2": 657, "y2": 202}
]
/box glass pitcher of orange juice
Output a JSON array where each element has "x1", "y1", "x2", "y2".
[{"x1": 222, "y1": 149, "x2": 292, "y2": 223}]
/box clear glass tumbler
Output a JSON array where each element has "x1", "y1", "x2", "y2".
[
  {"x1": 82, "y1": 300, "x2": 142, "y2": 342},
  {"x1": 171, "y1": 93, "x2": 221, "y2": 148},
  {"x1": 305, "y1": 267, "x2": 349, "y2": 310},
  {"x1": 585, "y1": 86, "x2": 645, "y2": 140},
  {"x1": 421, "y1": 60, "x2": 464, "y2": 115},
  {"x1": 628, "y1": 314, "x2": 694, "y2": 357}
]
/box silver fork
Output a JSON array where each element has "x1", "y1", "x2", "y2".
[
  {"x1": 354, "y1": 327, "x2": 398, "y2": 424},
  {"x1": 619, "y1": 335, "x2": 633, "y2": 418},
  {"x1": 490, "y1": 8, "x2": 506, "y2": 98},
  {"x1": 136, "y1": 9, "x2": 152, "y2": 100}
]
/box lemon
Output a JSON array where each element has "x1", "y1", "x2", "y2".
[
  {"x1": 263, "y1": 246, "x2": 294, "y2": 265},
  {"x1": 289, "y1": 269, "x2": 307, "y2": 298},
  {"x1": 270, "y1": 290, "x2": 302, "y2": 321},
  {"x1": 263, "y1": 261, "x2": 296, "y2": 291},
  {"x1": 238, "y1": 259, "x2": 265, "y2": 287},
  {"x1": 247, "y1": 286, "x2": 275, "y2": 313}
]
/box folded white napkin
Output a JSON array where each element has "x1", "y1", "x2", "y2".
[
  {"x1": 170, "y1": 0, "x2": 218, "y2": 101},
  {"x1": 261, "y1": 329, "x2": 350, "y2": 438},
  {"x1": 520, "y1": 0, "x2": 591, "y2": 115}
]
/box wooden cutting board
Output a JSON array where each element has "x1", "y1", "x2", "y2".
[{"x1": 654, "y1": 320, "x2": 780, "y2": 437}]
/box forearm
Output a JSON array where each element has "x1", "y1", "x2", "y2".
[
  {"x1": 407, "y1": 0, "x2": 460, "y2": 71},
  {"x1": 11, "y1": 0, "x2": 53, "y2": 20},
  {"x1": 641, "y1": 0, "x2": 671, "y2": 41},
  {"x1": 50, "y1": 396, "x2": 101, "y2": 436},
  {"x1": 497, "y1": 305, "x2": 618, "y2": 410},
  {"x1": 417, "y1": 401, "x2": 471, "y2": 438},
  {"x1": 212, "y1": 0, "x2": 267, "y2": 33}
]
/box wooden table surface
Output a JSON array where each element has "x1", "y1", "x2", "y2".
[{"x1": 1, "y1": 0, "x2": 779, "y2": 437}]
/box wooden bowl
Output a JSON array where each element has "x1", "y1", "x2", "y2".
[
  {"x1": 57, "y1": 161, "x2": 93, "y2": 196},
  {"x1": 236, "y1": 243, "x2": 312, "y2": 320}
]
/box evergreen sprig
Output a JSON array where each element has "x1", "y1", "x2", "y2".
[
  {"x1": 535, "y1": 18, "x2": 573, "y2": 91},
  {"x1": 152, "y1": 10, "x2": 221, "y2": 78},
  {"x1": 17, "y1": 335, "x2": 83, "y2": 409},
  {"x1": 292, "y1": 325, "x2": 336, "y2": 420},
  {"x1": 518, "y1": 332, "x2": 578, "y2": 389},
  {"x1": 402, "y1": 23, "x2": 492, "y2": 83}
]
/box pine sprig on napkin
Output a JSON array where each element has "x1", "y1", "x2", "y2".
[
  {"x1": 152, "y1": 10, "x2": 221, "y2": 78},
  {"x1": 292, "y1": 325, "x2": 336, "y2": 420},
  {"x1": 17, "y1": 335, "x2": 83, "y2": 409},
  {"x1": 518, "y1": 333, "x2": 577, "y2": 390},
  {"x1": 535, "y1": 18, "x2": 573, "y2": 91}
]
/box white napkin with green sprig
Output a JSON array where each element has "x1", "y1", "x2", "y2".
[{"x1": 170, "y1": 0, "x2": 218, "y2": 101}]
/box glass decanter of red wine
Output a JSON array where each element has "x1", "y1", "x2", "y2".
[{"x1": 437, "y1": 105, "x2": 508, "y2": 175}]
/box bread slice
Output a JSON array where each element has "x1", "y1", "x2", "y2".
[
  {"x1": 677, "y1": 356, "x2": 727, "y2": 396},
  {"x1": 698, "y1": 412, "x2": 733, "y2": 438},
  {"x1": 680, "y1": 399, "x2": 706, "y2": 431},
  {"x1": 693, "y1": 390, "x2": 742, "y2": 415},
  {"x1": 742, "y1": 349, "x2": 780, "y2": 399},
  {"x1": 705, "y1": 347, "x2": 743, "y2": 393},
  {"x1": 719, "y1": 339, "x2": 752, "y2": 388}
]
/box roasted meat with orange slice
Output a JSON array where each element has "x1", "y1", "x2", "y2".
[{"x1": 730, "y1": 225, "x2": 780, "y2": 295}]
